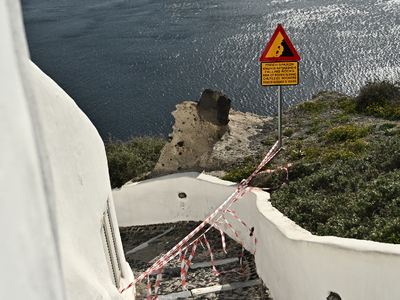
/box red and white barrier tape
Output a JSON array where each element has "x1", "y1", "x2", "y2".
[
  {"x1": 259, "y1": 163, "x2": 294, "y2": 191},
  {"x1": 146, "y1": 278, "x2": 152, "y2": 299},
  {"x1": 213, "y1": 223, "x2": 227, "y2": 253},
  {"x1": 205, "y1": 233, "x2": 246, "y2": 277},
  {"x1": 120, "y1": 139, "x2": 292, "y2": 296},
  {"x1": 154, "y1": 268, "x2": 162, "y2": 296},
  {"x1": 203, "y1": 235, "x2": 219, "y2": 276},
  {"x1": 226, "y1": 209, "x2": 257, "y2": 255},
  {"x1": 222, "y1": 215, "x2": 241, "y2": 240},
  {"x1": 181, "y1": 240, "x2": 198, "y2": 290}
]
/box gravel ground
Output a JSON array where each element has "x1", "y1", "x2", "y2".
[{"x1": 120, "y1": 221, "x2": 273, "y2": 300}]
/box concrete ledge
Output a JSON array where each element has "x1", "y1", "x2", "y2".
[
  {"x1": 191, "y1": 279, "x2": 263, "y2": 296},
  {"x1": 155, "y1": 291, "x2": 191, "y2": 300}
]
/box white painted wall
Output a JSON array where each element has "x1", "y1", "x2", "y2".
[
  {"x1": 114, "y1": 172, "x2": 237, "y2": 226},
  {"x1": 0, "y1": 1, "x2": 65, "y2": 299},
  {"x1": 113, "y1": 172, "x2": 400, "y2": 300},
  {"x1": 29, "y1": 61, "x2": 134, "y2": 300},
  {"x1": 1, "y1": 1, "x2": 134, "y2": 299}
]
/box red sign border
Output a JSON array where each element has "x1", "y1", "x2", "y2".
[{"x1": 259, "y1": 24, "x2": 301, "y2": 62}]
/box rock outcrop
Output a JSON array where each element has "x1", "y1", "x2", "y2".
[
  {"x1": 197, "y1": 89, "x2": 231, "y2": 126},
  {"x1": 151, "y1": 89, "x2": 272, "y2": 177}
]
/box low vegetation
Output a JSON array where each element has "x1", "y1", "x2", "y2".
[
  {"x1": 105, "y1": 136, "x2": 166, "y2": 189},
  {"x1": 272, "y1": 139, "x2": 400, "y2": 244},
  {"x1": 222, "y1": 80, "x2": 400, "y2": 244}
]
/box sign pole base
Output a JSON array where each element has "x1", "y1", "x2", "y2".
[{"x1": 278, "y1": 86, "x2": 282, "y2": 148}]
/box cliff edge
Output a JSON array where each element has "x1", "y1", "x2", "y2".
[{"x1": 151, "y1": 89, "x2": 272, "y2": 178}]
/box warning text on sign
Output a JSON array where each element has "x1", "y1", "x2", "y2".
[{"x1": 261, "y1": 62, "x2": 299, "y2": 86}]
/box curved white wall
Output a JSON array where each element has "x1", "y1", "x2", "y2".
[
  {"x1": 1, "y1": 1, "x2": 134, "y2": 299},
  {"x1": 114, "y1": 172, "x2": 237, "y2": 226},
  {"x1": 113, "y1": 172, "x2": 400, "y2": 300}
]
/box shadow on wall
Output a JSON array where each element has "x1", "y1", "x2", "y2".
[{"x1": 327, "y1": 292, "x2": 342, "y2": 300}]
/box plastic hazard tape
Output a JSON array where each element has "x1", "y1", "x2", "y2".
[
  {"x1": 181, "y1": 240, "x2": 198, "y2": 290},
  {"x1": 154, "y1": 268, "x2": 162, "y2": 296},
  {"x1": 146, "y1": 278, "x2": 152, "y2": 299},
  {"x1": 237, "y1": 137, "x2": 283, "y2": 191},
  {"x1": 202, "y1": 235, "x2": 219, "y2": 275},
  {"x1": 259, "y1": 163, "x2": 294, "y2": 191},
  {"x1": 119, "y1": 139, "x2": 292, "y2": 296},
  {"x1": 212, "y1": 223, "x2": 227, "y2": 253},
  {"x1": 145, "y1": 266, "x2": 162, "y2": 300}
]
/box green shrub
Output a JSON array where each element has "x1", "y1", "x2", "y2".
[
  {"x1": 106, "y1": 136, "x2": 166, "y2": 188},
  {"x1": 331, "y1": 97, "x2": 355, "y2": 111},
  {"x1": 344, "y1": 138, "x2": 370, "y2": 154},
  {"x1": 332, "y1": 97, "x2": 356, "y2": 112},
  {"x1": 283, "y1": 127, "x2": 296, "y2": 137},
  {"x1": 321, "y1": 148, "x2": 357, "y2": 162},
  {"x1": 324, "y1": 124, "x2": 373, "y2": 143},
  {"x1": 221, "y1": 85, "x2": 400, "y2": 244},
  {"x1": 263, "y1": 136, "x2": 275, "y2": 146},
  {"x1": 222, "y1": 165, "x2": 256, "y2": 182},
  {"x1": 331, "y1": 112, "x2": 351, "y2": 123},
  {"x1": 379, "y1": 123, "x2": 400, "y2": 136},
  {"x1": 305, "y1": 127, "x2": 319, "y2": 134},
  {"x1": 302, "y1": 146, "x2": 322, "y2": 159},
  {"x1": 364, "y1": 103, "x2": 400, "y2": 119},
  {"x1": 222, "y1": 153, "x2": 289, "y2": 186},
  {"x1": 288, "y1": 161, "x2": 324, "y2": 180},
  {"x1": 288, "y1": 138, "x2": 369, "y2": 163},
  {"x1": 253, "y1": 168, "x2": 289, "y2": 189},
  {"x1": 379, "y1": 123, "x2": 397, "y2": 131},
  {"x1": 305, "y1": 117, "x2": 322, "y2": 134},
  {"x1": 300, "y1": 101, "x2": 328, "y2": 114},
  {"x1": 287, "y1": 141, "x2": 303, "y2": 160},
  {"x1": 354, "y1": 80, "x2": 400, "y2": 110},
  {"x1": 222, "y1": 155, "x2": 260, "y2": 182},
  {"x1": 384, "y1": 129, "x2": 400, "y2": 136},
  {"x1": 353, "y1": 80, "x2": 400, "y2": 119}
]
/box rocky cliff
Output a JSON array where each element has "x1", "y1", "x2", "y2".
[{"x1": 151, "y1": 89, "x2": 272, "y2": 178}]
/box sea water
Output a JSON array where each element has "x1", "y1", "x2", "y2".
[{"x1": 22, "y1": 0, "x2": 400, "y2": 141}]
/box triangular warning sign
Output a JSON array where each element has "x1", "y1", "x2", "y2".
[{"x1": 259, "y1": 24, "x2": 301, "y2": 62}]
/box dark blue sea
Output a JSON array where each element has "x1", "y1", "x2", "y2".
[{"x1": 21, "y1": 0, "x2": 400, "y2": 142}]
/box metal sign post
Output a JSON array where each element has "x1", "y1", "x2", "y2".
[
  {"x1": 259, "y1": 24, "x2": 301, "y2": 148},
  {"x1": 277, "y1": 85, "x2": 282, "y2": 148}
]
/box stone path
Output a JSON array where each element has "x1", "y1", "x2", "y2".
[{"x1": 120, "y1": 221, "x2": 273, "y2": 300}]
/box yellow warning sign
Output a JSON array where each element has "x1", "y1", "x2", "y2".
[{"x1": 261, "y1": 62, "x2": 299, "y2": 86}]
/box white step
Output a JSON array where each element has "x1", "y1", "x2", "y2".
[{"x1": 191, "y1": 279, "x2": 263, "y2": 296}]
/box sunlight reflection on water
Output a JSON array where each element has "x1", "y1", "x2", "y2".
[{"x1": 22, "y1": 0, "x2": 400, "y2": 141}]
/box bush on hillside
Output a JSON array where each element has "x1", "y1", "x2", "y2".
[
  {"x1": 354, "y1": 80, "x2": 400, "y2": 119},
  {"x1": 324, "y1": 123, "x2": 373, "y2": 143},
  {"x1": 105, "y1": 136, "x2": 166, "y2": 189}
]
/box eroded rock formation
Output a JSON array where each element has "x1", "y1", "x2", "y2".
[{"x1": 151, "y1": 89, "x2": 271, "y2": 177}]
